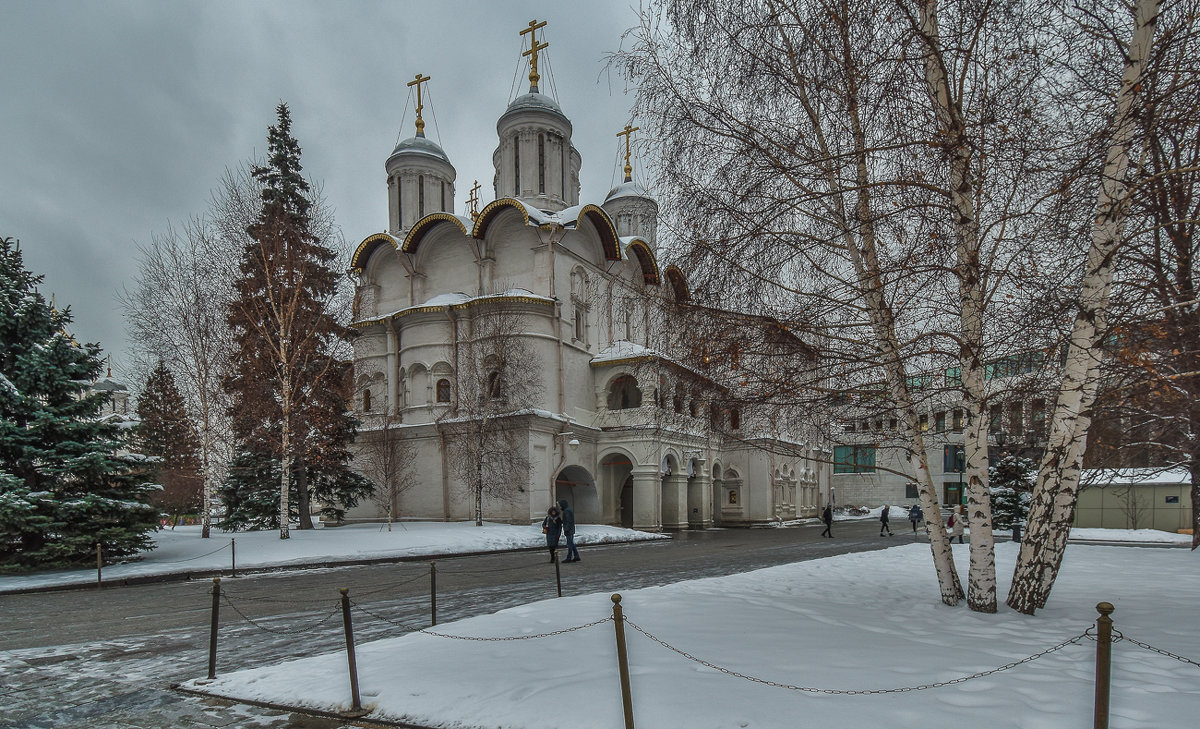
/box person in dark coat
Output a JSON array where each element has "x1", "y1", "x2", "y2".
[
  {"x1": 558, "y1": 498, "x2": 580, "y2": 562},
  {"x1": 879, "y1": 504, "x2": 894, "y2": 536},
  {"x1": 542, "y1": 506, "x2": 563, "y2": 563},
  {"x1": 820, "y1": 504, "x2": 833, "y2": 538},
  {"x1": 908, "y1": 503, "x2": 924, "y2": 534}
]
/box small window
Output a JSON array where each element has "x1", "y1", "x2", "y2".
[
  {"x1": 436, "y1": 379, "x2": 451, "y2": 404},
  {"x1": 1009, "y1": 402, "x2": 1023, "y2": 433},
  {"x1": 538, "y1": 133, "x2": 546, "y2": 194},
  {"x1": 919, "y1": 414, "x2": 928, "y2": 432},
  {"x1": 673, "y1": 394, "x2": 683, "y2": 414},
  {"x1": 990, "y1": 405, "x2": 1002, "y2": 432},
  {"x1": 441, "y1": 181, "x2": 447, "y2": 211},
  {"x1": 607, "y1": 375, "x2": 642, "y2": 410},
  {"x1": 888, "y1": 418, "x2": 898, "y2": 430},
  {"x1": 418, "y1": 175, "x2": 425, "y2": 218},
  {"x1": 952, "y1": 409, "x2": 963, "y2": 432},
  {"x1": 513, "y1": 142, "x2": 520, "y2": 195},
  {"x1": 934, "y1": 411, "x2": 946, "y2": 432},
  {"x1": 487, "y1": 371, "x2": 502, "y2": 399},
  {"x1": 905, "y1": 483, "x2": 919, "y2": 499},
  {"x1": 690, "y1": 400, "x2": 699, "y2": 418},
  {"x1": 730, "y1": 408, "x2": 741, "y2": 430},
  {"x1": 943, "y1": 445, "x2": 965, "y2": 473},
  {"x1": 362, "y1": 388, "x2": 372, "y2": 412}
]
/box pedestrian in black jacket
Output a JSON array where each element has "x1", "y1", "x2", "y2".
[
  {"x1": 558, "y1": 499, "x2": 580, "y2": 562},
  {"x1": 879, "y1": 504, "x2": 894, "y2": 536},
  {"x1": 820, "y1": 504, "x2": 833, "y2": 538},
  {"x1": 542, "y1": 506, "x2": 563, "y2": 563}
]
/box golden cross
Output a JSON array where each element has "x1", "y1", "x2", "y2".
[
  {"x1": 617, "y1": 124, "x2": 640, "y2": 182},
  {"x1": 407, "y1": 73, "x2": 431, "y2": 136},
  {"x1": 467, "y1": 180, "x2": 481, "y2": 220},
  {"x1": 520, "y1": 19, "x2": 549, "y2": 90}
]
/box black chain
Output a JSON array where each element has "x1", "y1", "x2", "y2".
[
  {"x1": 350, "y1": 571, "x2": 431, "y2": 597},
  {"x1": 624, "y1": 618, "x2": 1089, "y2": 694},
  {"x1": 349, "y1": 600, "x2": 428, "y2": 632},
  {"x1": 220, "y1": 594, "x2": 341, "y2": 635},
  {"x1": 419, "y1": 616, "x2": 613, "y2": 641},
  {"x1": 153, "y1": 541, "x2": 230, "y2": 564},
  {"x1": 1114, "y1": 631, "x2": 1200, "y2": 669}
]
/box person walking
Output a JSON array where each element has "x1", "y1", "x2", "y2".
[
  {"x1": 949, "y1": 505, "x2": 965, "y2": 543},
  {"x1": 879, "y1": 504, "x2": 894, "y2": 536},
  {"x1": 820, "y1": 504, "x2": 833, "y2": 538},
  {"x1": 908, "y1": 503, "x2": 924, "y2": 534},
  {"x1": 542, "y1": 505, "x2": 563, "y2": 563},
  {"x1": 558, "y1": 498, "x2": 580, "y2": 562}
]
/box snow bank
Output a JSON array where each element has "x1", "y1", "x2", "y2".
[
  {"x1": 0, "y1": 522, "x2": 667, "y2": 593},
  {"x1": 184, "y1": 543, "x2": 1200, "y2": 729}
]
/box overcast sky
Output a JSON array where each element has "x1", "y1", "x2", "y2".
[{"x1": 0, "y1": 0, "x2": 644, "y2": 381}]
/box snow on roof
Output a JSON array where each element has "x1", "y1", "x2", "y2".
[
  {"x1": 353, "y1": 289, "x2": 554, "y2": 327},
  {"x1": 1083, "y1": 467, "x2": 1192, "y2": 486},
  {"x1": 591, "y1": 340, "x2": 661, "y2": 363}
]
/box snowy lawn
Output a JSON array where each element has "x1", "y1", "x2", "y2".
[
  {"x1": 0, "y1": 522, "x2": 667, "y2": 594},
  {"x1": 184, "y1": 542, "x2": 1199, "y2": 729}
]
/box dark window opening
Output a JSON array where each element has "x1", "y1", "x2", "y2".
[
  {"x1": 436, "y1": 379, "x2": 451, "y2": 403},
  {"x1": 538, "y1": 134, "x2": 546, "y2": 194}
]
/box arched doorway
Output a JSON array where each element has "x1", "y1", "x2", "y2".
[
  {"x1": 600, "y1": 452, "x2": 634, "y2": 527},
  {"x1": 555, "y1": 465, "x2": 599, "y2": 524}
]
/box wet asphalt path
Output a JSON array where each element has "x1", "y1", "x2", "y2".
[{"x1": 0, "y1": 519, "x2": 908, "y2": 728}]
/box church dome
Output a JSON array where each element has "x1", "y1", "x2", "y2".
[
  {"x1": 498, "y1": 92, "x2": 570, "y2": 127},
  {"x1": 387, "y1": 134, "x2": 452, "y2": 166},
  {"x1": 604, "y1": 180, "x2": 653, "y2": 203}
]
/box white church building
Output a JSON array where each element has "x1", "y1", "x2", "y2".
[{"x1": 344, "y1": 22, "x2": 830, "y2": 530}]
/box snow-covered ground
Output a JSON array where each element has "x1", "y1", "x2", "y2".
[
  {"x1": 184, "y1": 542, "x2": 1199, "y2": 729},
  {"x1": 0, "y1": 522, "x2": 667, "y2": 594}
]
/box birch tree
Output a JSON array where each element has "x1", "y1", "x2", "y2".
[
  {"x1": 358, "y1": 411, "x2": 418, "y2": 531},
  {"x1": 440, "y1": 296, "x2": 543, "y2": 526}
]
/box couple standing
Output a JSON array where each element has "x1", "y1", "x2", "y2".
[{"x1": 543, "y1": 499, "x2": 581, "y2": 563}]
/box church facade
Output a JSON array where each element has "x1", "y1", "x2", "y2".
[{"x1": 345, "y1": 26, "x2": 830, "y2": 530}]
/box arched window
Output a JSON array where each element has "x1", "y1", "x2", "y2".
[
  {"x1": 673, "y1": 392, "x2": 683, "y2": 414},
  {"x1": 487, "y1": 371, "x2": 502, "y2": 399},
  {"x1": 436, "y1": 378, "x2": 451, "y2": 403},
  {"x1": 730, "y1": 408, "x2": 742, "y2": 431},
  {"x1": 538, "y1": 133, "x2": 546, "y2": 194},
  {"x1": 513, "y1": 141, "x2": 520, "y2": 195},
  {"x1": 607, "y1": 375, "x2": 642, "y2": 410},
  {"x1": 396, "y1": 176, "x2": 402, "y2": 226},
  {"x1": 689, "y1": 399, "x2": 699, "y2": 418},
  {"x1": 362, "y1": 388, "x2": 372, "y2": 412},
  {"x1": 418, "y1": 174, "x2": 425, "y2": 218},
  {"x1": 441, "y1": 181, "x2": 447, "y2": 211}
]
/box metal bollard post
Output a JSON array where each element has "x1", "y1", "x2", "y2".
[
  {"x1": 1094, "y1": 602, "x2": 1114, "y2": 729},
  {"x1": 96, "y1": 543, "x2": 103, "y2": 589},
  {"x1": 554, "y1": 550, "x2": 562, "y2": 598},
  {"x1": 207, "y1": 577, "x2": 220, "y2": 679},
  {"x1": 340, "y1": 588, "x2": 365, "y2": 716},
  {"x1": 430, "y1": 561, "x2": 437, "y2": 626},
  {"x1": 611, "y1": 594, "x2": 635, "y2": 729},
  {"x1": 230, "y1": 538, "x2": 236, "y2": 577}
]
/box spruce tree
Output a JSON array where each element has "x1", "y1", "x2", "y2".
[
  {"x1": 135, "y1": 362, "x2": 203, "y2": 526},
  {"x1": 0, "y1": 236, "x2": 158, "y2": 569},
  {"x1": 222, "y1": 104, "x2": 371, "y2": 536},
  {"x1": 989, "y1": 455, "x2": 1036, "y2": 530}
]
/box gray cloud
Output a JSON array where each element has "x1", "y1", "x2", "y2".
[{"x1": 1, "y1": 0, "x2": 641, "y2": 379}]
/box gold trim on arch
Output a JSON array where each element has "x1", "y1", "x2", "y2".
[
  {"x1": 664, "y1": 265, "x2": 690, "y2": 302},
  {"x1": 576, "y1": 204, "x2": 621, "y2": 261},
  {"x1": 471, "y1": 198, "x2": 531, "y2": 239},
  {"x1": 401, "y1": 213, "x2": 469, "y2": 254},
  {"x1": 625, "y1": 238, "x2": 660, "y2": 285},
  {"x1": 350, "y1": 232, "x2": 400, "y2": 271}
]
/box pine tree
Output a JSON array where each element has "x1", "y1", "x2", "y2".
[
  {"x1": 0, "y1": 236, "x2": 158, "y2": 569},
  {"x1": 222, "y1": 104, "x2": 371, "y2": 536},
  {"x1": 989, "y1": 455, "x2": 1036, "y2": 530},
  {"x1": 135, "y1": 362, "x2": 203, "y2": 526}
]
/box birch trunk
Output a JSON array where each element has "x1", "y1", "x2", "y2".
[
  {"x1": 1008, "y1": 0, "x2": 1160, "y2": 614},
  {"x1": 916, "y1": 0, "x2": 997, "y2": 612},
  {"x1": 279, "y1": 355, "x2": 291, "y2": 540}
]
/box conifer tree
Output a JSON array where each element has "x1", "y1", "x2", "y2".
[
  {"x1": 0, "y1": 236, "x2": 158, "y2": 569},
  {"x1": 222, "y1": 104, "x2": 371, "y2": 537},
  {"x1": 135, "y1": 362, "x2": 203, "y2": 526},
  {"x1": 989, "y1": 455, "x2": 1035, "y2": 531}
]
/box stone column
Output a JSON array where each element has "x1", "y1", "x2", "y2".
[
  {"x1": 661, "y1": 473, "x2": 688, "y2": 529},
  {"x1": 689, "y1": 470, "x2": 712, "y2": 529},
  {"x1": 630, "y1": 467, "x2": 661, "y2": 531}
]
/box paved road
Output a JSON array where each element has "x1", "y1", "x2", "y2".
[{"x1": 0, "y1": 519, "x2": 909, "y2": 728}]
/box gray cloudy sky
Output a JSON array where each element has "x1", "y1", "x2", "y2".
[{"x1": 1, "y1": 0, "x2": 643, "y2": 379}]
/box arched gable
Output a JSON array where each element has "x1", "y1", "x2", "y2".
[
  {"x1": 351, "y1": 232, "x2": 399, "y2": 272},
  {"x1": 598, "y1": 446, "x2": 642, "y2": 469},
  {"x1": 472, "y1": 198, "x2": 532, "y2": 239},
  {"x1": 625, "y1": 238, "x2": 661, "y2": 285},
  {"x1": 664, "y1": 265, "x2": 690, "y2": 302},
  {"x1": 401, "y1": 213, "x2": 470, "y2": 255},
  {"x1": 573, "y1": 204, "x2": 621, "y2": 261}
]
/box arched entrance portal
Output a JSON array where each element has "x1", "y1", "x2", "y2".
[
  {"x1": 600, "y1": 453, "x2": 634, "y2": 527},
  {"x1": 555, "y1": 465, "x2": 599, "y2": 524}
]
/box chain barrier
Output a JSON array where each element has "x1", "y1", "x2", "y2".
[
  {"x1": 349, "y1": 600, "x2": 429, "y2": 632},
  {"x1": 1093, "y1": 629, "x2": 1200, "y2": 669},
  {"x1": 623, "y1": 618, "x2": 1090, "y2": 695},
  {"x1": 350, "y1": 570, "x2": 431, "y2": 597},
  {"x1": 150, "y1": 541, "x2": 230, "y2": 565},
  {"x1": 437, "y1": 561, "x2": 545, "y2": 576},
  {"x1": 218, "y1": 588, "x2": 339, "y2": 605},
  {"x1": 419, "y1": 616, "x2": 613, "y2": 642},
  {"x1": 220, "y1": 593, "x2": 342, "y2": 635}
]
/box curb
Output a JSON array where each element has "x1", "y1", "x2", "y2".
[
  {"x1": 173, "y1": 683, "x2": 435, "y2": 729},
  {"x1": 0, "y1": 537, "x2": 664, "y2": 596}
]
